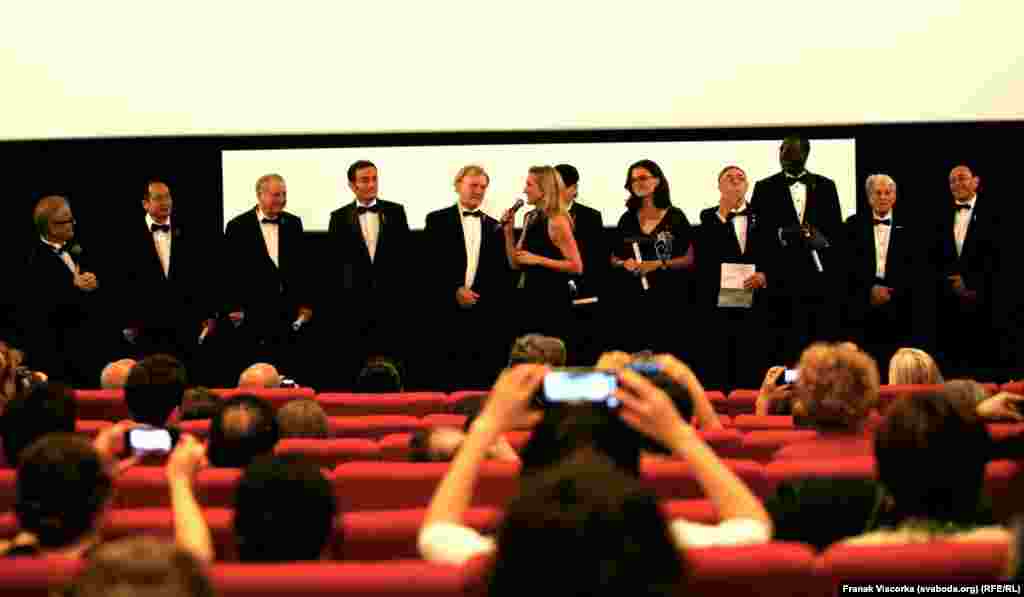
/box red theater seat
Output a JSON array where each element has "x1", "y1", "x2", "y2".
[
  {"x1": 72, "y1": 389, "x2": 130, "y2": 420},
  {"x1": 210, "y1": 561, "x2": 466, "y2": 597},
  {"x1": 339, "y1": 507, "x2": 502, "y2": 561},
  {"x1": 318, "y1": 392, "x2": 449, "y2": 417},
  {"x1": 763, "y1": 458, "x2": 876, "y2": 494},
  {"x1": 737, "y1": 430, "x2": 820, "y2": 461},
  {"x1": 334, "y1": 461, "x2": 520, "y2": 510},
  {"x1": 731, "y1": 415, "x2": 795, "y2": 431},
  {"x1": 719, "y1": 389, "x2": 759, "y2": 416},
  {"x1": 984, "y1": 459, "x2": 1024, "y2": 522},
  {"x1": 686, "y1": 542, "x2": 824, "y2": 597},
  {"x1": 641, "y1": 458, "x2": 769, "y2": 501},
  {"x1": 0, "y1": 468, "x2": 15, "y2": 512},
  {"x1": 877, "y1": 383, "x2": 997, "y2": 413},
  {"x1": 820, "y1": 541, "x2": 1009, "y2": 584},
  {"x1": 421, "y1": 414, "x2": 467, "y2": 428},
  {"x1": 328, "y1": 415, "x2": 427, "y2": 439},
  {"x1": 0, "y1": 557, "x2": 82, "y2": 597},
  {"x1": 115, "y1": 467, "x2": 241, "y2": 508},
  {"x1": 210, "y1": 387, "x2": 316, "y2": 410},
  {"x1": 275, "y1": 438, "x2": 380, "y2": 467},
  {"x1": 1003, "y1": 381, "x2": 1024, "y2": 394}
]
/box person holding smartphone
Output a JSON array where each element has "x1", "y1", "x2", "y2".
[{"x1": 418, "y1": 358, "x2": 772, "y2": 569}]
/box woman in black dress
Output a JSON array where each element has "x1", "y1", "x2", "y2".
[
  {"x1": 610, "y1": 159, "x2": 696, "y2": 357},
  {"x1": 502, "y1": 166, "x2": 583, "y2": 342}
]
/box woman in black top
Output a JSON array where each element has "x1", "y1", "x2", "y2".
[
  {"x1": 610, "y1": 160, "x2": 696, "y2": 357},
  {"x1": 503, "y1": 166, "x2": 583, "y2": 341}
]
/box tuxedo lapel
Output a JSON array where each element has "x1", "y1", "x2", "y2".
[
  {"x1": 451, "y1": 206, "x2": 469, "y2": 276},
  {"x1": 960, "y1": 201, "x2": 981, "y2": 262},
  {"x1": 778, "y1": 177, "x2": 801, "y2": 225},
  {"x1": 139, "y1": 221, "x2": 166, "y2": 279},
  {"x1": 249, "y1": 209, "x2": 279, "y2": 271}
]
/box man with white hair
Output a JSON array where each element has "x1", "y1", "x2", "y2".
[
  {"x1": 238, "y1": 362, "x2": 281, "y2": 388},
  {"x1": 842, "y1": 174, "x2": 934, "y2": 377},
  {"x1": 100, "y1": 358, "x2": 137, "y2": 389}
]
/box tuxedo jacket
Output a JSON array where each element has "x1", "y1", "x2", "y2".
[
  {"x1": 19, "y1": 240, "x2": 98, "y2": 374},
  {"x1": 842, "y1": 211, "x2": 934, "y2": 329},
  {"x1": 423, "y1": 205, "x2": 511, "y2": 313},
  {"x1": 326, "y1": 200, "x2": 410, "y2": 308},
  {"x1": 696, "y1": 206, "x2": 771, "y2": 308},
  {"x1": 569, "y1": 201, "x2": 607, "y2": 298},
  {"x1": 114, "y1": 218, "x2": 212, "y2": 332},
  {"x1": 222, "y1": 208, "x2": 310, "y2": 327},
  {"x1": 935, "y1": 196, "x2": 1004, "y2": 311},
  {"x1": 749, "y1": 171, "x2": 843, "y2": 295}
]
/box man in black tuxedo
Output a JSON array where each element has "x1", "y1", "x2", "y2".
[
  {"x1": 20, "y1": 196, "x2": 102, "y2": 385},
  {"x1": 843, "y1": 174, "x2": 934, "y2": 379},
  {"x1": 222, "y1": 174, "x2": 313, "y2": 383},
  {"x1": 697, "y1": 165, "x2": 771, "y2": 390},
  {"x1": 423, "y1": 165, "x2": 511, "y2": 390},
  {"x1": 554, "y1": 164, "x2": 608, "y2": 365},
  {"x1": 325, "y1": 160, "x2": 411, "y2": 387},
  {"x1": 750, "y1": 135, "x2": 844, "y2": 364},
  {"x1": 935, "y1": 164, "x2": 1006, "y2": 380},
  {"x1": 113, "y1": 180, "x2": 216, "y2": 372}
]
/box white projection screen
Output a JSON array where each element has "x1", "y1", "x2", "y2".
[
  {"x1": 221, "y1": 139, "x2": 857, "y2": 231},
  {"x1": 3, "y1": 2, "x2": 1023, "y2": 140}
]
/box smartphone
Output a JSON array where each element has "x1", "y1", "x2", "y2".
[
  {"x1": 783, "y1": 368, "x2": 800, "y2": 384},
  {"x1": 126, "y1": 428, "x2": 178, "y2": 455},
  {"x1": 540, "y1": 369, "x2": 620, "y2": 408}
]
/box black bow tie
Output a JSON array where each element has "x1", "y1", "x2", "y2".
[
  {"x1": 954, "y1": 203, "x2": 971, "y2": 212},
  {"x1": 463, "y1": 210, "x2": 483, "y2": 218},
  {"x1": 726, "y1": 209, "x2": 750, "y2": 221},
  {"x1": 151, "y1": 223, "x2": 171, "y2": 233},
  {"x1": 356, "y1": 205, "x2": 380, "y2": 216},
  {"x1": 873, "y1": 219, "x2": 891, "y2": 226},
  {"x1": 261, "y1": 218, "x2": 280, "y2": 225},
  {"x1": 787, "y1": 174, "x2": 810, "y2": 186}
]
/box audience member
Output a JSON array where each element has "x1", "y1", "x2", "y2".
[
  {"x1": 0, "y1": 382, "x2": 76, "y2": 466},
  {"x1": 888, "y1": 347, "x2": 943, "y2": 385},
  {"x1": 277, "y1": 398, "x2": 329, "y2": 439},
  {"x1": 123, "y1": 354, "x2": 187, "y2": 427},
  {"x1": 841, "y1": 392, "x2": 1005, "y2": 545},
  {"x1": 66, "y1": 536, "x2": 215, "y2": 597},
  {"x1": 206, "y1": 394, "x2": 280, "y2": 468},
  {"x1": 0, "y1": 340, "x2": 47, "y2": 410},
  {"x1": 238, "y1": 362, "x2": 281, "y2": 388},
  {"x1": 100, "y1": 358, "x2": 137, "y2": 389},
  {"x1": 754, "y1": 366, "x2": 801, "y2": 416},
  {"x1": 772, "y1": 342, "x2": 880, "y2": 459},
  {"x1": 418, "y1": 362, "x2": 772, "y2": 569},
  {"x1": 179, "y1": 386, "x2": 221, "y2": 421},
  {"x1": 409, "y1": 426, "x2": 518, "y2": 463},
  {"x1": 0, "y1": 422, "x2": 141, "y2": 558},
  {"x1": 507, "y1": 334, "x2": 567, "y2": 367},
  {"x1": 233, "y1": 455, "x2": 337, "y2": 561},
  {"x1": 354, "y1": 356, "x2": 403, "y2": 392}
]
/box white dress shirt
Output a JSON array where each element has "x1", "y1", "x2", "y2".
[
  {"x1": 458, "y1": 203, "x2": 483, "y2": 289},
  {"x1": 146, "y1": 214, "x2": 172, "y2": 277},
  {"x1": 954, "y1": 195, "x2": 976, "y2": 257},
  {"x1": 256, "y1": 207, "x2": 280, "y2": 268},
  {"x1": 356, "y1": 199, "x2": 380, "y2": 263},
  {"x1": 872, "y1": 212, "x2": 892, "y2": 279},
  {"x1": 41, "y1": 237, "x2": 77, "y2": 274},
  {"x1": 786, "y1": 172, "x2": 807, "y2": 223},
  {"x1": 717, "y1": 202, "x2": 749, "y2": 254}
]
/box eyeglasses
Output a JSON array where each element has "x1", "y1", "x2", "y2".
[
  {"x1": 631, "y1": 176, "x2": 657, "y2": 185},
  {"x1": 52, "y1": 219, "x2": 75, "y2": 226}
]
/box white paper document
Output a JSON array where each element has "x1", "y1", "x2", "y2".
[{"x1": 719, "y1": 263, "x2": 755, "y2": 308}]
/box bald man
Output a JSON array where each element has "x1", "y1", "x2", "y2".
[
  {"x1": 100, "y1": 358, "x2": 137, "y2": 389},
  {"x1": 238, "y1": 363, "x2": 282, "y2": 388}
]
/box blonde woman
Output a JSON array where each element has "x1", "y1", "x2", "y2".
[
  {"x1": 888, "y1": 347, "x2": 943, "y2": 385},
  {"x1": 503, "y1": 166, "x2": 583, "y2": 338}
]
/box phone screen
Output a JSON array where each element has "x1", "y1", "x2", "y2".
[
  {"x1": 127, "y1": 428, "x2": 174, "y2": 454},
  {"x1": 542, "y1": 371, "x2": 620, "y2": 408},
  {"x1": 783, "y1": 369, "x2": 800, "y2": 384}
]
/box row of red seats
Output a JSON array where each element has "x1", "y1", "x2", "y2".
[
  {"x1": 70, "y1": 381, "x2": 1014, "y2": 421},
  {"x1": 2, "y1": 457, "x2": 1022, "y2": 519},
  {"x1": 0, "y1": 540, "x2": 1009, "y2": 597}
]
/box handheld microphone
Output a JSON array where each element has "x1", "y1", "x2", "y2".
[{"x1": 496, "y1": 198, "x2": 525, "y2": 231}]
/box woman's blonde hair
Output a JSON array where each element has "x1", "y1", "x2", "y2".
[
  {"x1": 528, "y1": 166, "x2": 569, "y2": 220},
  {"x1": 888, "y1": 348, "x2": 943, "y2": 385}
]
